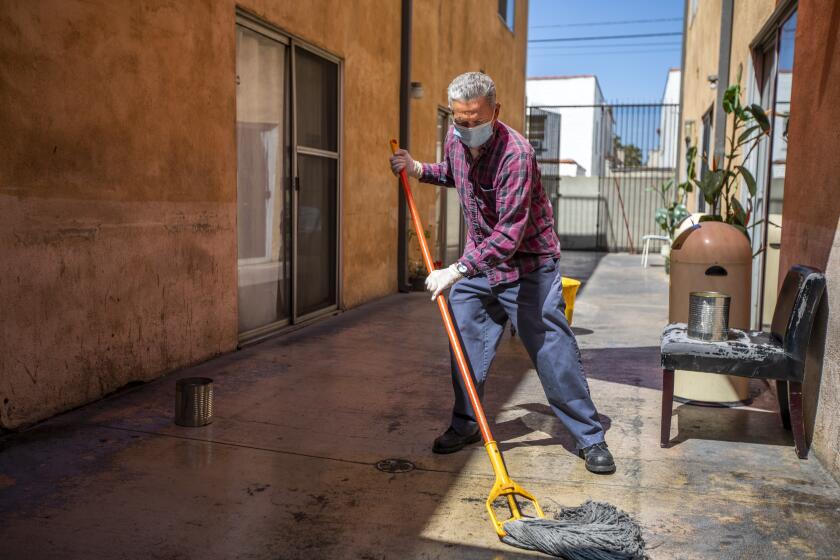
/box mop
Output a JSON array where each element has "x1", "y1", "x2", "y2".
[{"x1": 390, "y1": 140, "x2": 646, "y2": 559}]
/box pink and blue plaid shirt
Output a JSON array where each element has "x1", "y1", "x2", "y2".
[{"x1": 420, "y1": 120, "x2": 561, "y2": 286}]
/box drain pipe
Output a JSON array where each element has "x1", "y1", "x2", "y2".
[
  {"x1": 676, "y1": 0, "x2": 689, "y2": 192},
  {"x1": 712, "y1": 0, "x2": 734, "y2": 215},
  {"x1": 397, "y1": 0, "x2": 412, "y2": 293}
]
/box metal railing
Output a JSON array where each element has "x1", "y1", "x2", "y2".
[{"x1": 526, "y1": 103, "x2": 680, "y2": 252}]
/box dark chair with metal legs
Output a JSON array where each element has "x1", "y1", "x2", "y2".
[{"x1": 660, "y1": 265, "x2": 826, "y2": 459}]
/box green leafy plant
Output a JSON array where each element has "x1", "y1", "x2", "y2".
[
  {"x1": 411, "y1": 261, "x2": 428, "y2": 277},
  {"x1": 407, "y1": 227, "x2": 430, "y2": 245},
  {"x1": 612, "y1": 135, "x2": 643, "y2": 168},
  {"x1": 693, "y1": 67, "x2": 772, "y2": 239},
  {"x1": 649, "y1": 145, "x2": 697, "y2": 241},
  {"x1": 407, "y1": 227, "x2": 431, "y2": 280}
]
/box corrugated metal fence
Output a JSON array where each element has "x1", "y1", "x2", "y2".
[{"x1": 526, "y1": 103, "x2": 680, "y2": 253}]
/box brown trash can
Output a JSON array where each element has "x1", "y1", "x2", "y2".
[{"x1": 669, "y1": 221, "x2": 752, "y2": 405}]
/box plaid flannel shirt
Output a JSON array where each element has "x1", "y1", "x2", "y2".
[{"x1": 420, "y1": 120, "x2": 561, "y2": 286}]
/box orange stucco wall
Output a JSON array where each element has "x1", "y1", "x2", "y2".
[
  {"x1": 0, "y1": 1, "x2": 526, "y2": 430},
  {"x1": 1, "y1": 1, "x2": 242, "y2": 429},
  {"x1": 408, "y1": 0, "x2": 528, "y2": 269}
]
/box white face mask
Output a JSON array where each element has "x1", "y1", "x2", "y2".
[{"x1": 453, "y1": 119, "x2": 494, "y2": 148}]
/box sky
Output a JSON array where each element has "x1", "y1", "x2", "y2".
[{"x1": 527, "y1": 0, "x2": 685, "y2": 103}]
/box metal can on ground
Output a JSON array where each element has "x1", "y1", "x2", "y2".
[{"x1": 175, "y1": 377, "x2": 214, "y2": 427}]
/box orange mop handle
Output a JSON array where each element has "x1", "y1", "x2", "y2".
[{"x1": 390, "y1": 139, "x2": 494, "y2": 445}]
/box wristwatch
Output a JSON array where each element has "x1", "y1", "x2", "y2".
[{"x1": 455, "y1": 262, "x2": 469, "y2": 276}]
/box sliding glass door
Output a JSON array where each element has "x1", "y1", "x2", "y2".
[
  {"x1": 235, "y1": 24, "x2": 291, "y2": 335},
  {"x1": 293, "y1": 47, "x2": 339, "y2": 318},
  {"x1": 750, "y1": 8, "x2": 796, "y2": 330},
  {"x1": 434, "y1": 108, "x2": 466, "y2": 265},
  {"x1": 236, "y1": 15, "x2": 340, "y2": 340}
]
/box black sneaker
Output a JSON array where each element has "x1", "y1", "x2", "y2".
[
  {"x1": 432, "y1": 426, "x2": 482, "y2": 454},
  {"x1": 578, "y1": 441, "x2": 616, "y2": 474}
]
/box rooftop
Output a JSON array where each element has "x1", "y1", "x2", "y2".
[{"x1": 527, "y1": 74, "x2": 597, "y2": 81}]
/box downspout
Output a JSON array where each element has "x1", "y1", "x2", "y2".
[
  {"x1": 712, "y1": 0, "x2": 734, "y2": 214},
  {"x1": 676, "y1": 0, "x2": 689, "y2": 193},
  {"x1": 397, "y1": 0, "x2": 412, "y2": 292}
]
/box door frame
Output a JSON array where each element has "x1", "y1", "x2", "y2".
[
  {"x1": 747, "y1": 0, "x2": 797, "y2": 329},
  {"x1": 434, "y1": 106, "x2": 463, "y2": 265},
  {"x1": 290, "y1": 39, "x2": 343, "y2": 325},
  {"x1": 698, "y1": 104, "x2": 713, "y2": 213},
  {"x1": 235, "y1": 9, "x2": 343, "y2": 343}
]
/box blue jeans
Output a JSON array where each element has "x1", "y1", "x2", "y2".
[{"x1": 447, "y1": 260, "x2": 605, "y2": 450}]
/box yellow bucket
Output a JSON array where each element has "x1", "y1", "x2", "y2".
[{"x1": 561, "y1": 277, "x2": 581, "y2": 325}]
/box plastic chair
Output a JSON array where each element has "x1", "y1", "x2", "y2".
[{"x1": 641, "y1": 235, "x2": 670, "y2": 267}]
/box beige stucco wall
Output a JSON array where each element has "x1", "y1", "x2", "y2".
[
  {"x1": 780, "y1": 0, "x2": 840, "y2": 482},
  {"x1": 679, "y1": 0, "x2": 775, "y2": 209},
  {"x1": 408, "y1": 0, "x2": 528, "y2": 266},
  {"x1": 725, "y1": 0, "x2": 776, "y2": 203},
  {"x1": 728, "y1": 1, "x2": 776, "y2": 88},
  {"x1": 678, "y1": 0, "x2": 721, "y2": 200},
  {"x1": 1, "y1": 1, "x2": 525, "y2": 430}
]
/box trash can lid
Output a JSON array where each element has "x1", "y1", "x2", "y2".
[{"x1": 671, "y1": 221, "x2": 752, "y2": 264}]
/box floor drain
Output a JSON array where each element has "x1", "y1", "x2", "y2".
[{"x1": 375, "y1": 458, "x2": 416, "y2": 473}]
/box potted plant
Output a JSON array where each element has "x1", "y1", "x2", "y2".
[
  {"x1": 408, "y1": 261, "x2": 428, "y2": 291},
  {"x1": 651, "y1": 68, "x2": 771, "y2": 272},
  {"x1": 649, "y1": 146, "x2": 696, "y2": 273},
  {"x1": 407, "y1": 227, "x2": 437, "y2": 291},
  {"x1": 693, "y1": 67, "x2": 772, "y2": 240}
]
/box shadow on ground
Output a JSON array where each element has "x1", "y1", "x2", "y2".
[
  {"x1": 558, "y1": 251, "x2": 606, "y2": 298},
  {"x1": 2, "y1": 253, "x2": 839, "y2": 559},
  {"x1": 580, "y1": 344, "x2": 792, "y2": 449},
  {"x1": 495, "y1": 403, "x2": 612, "y2": 455}
]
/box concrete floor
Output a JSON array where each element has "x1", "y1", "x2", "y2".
[{"x1": 2, "y1": 253, "x2": 840, "y2": 559}]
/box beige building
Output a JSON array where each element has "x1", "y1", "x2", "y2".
[
  {"x1": 679, "y1": 0, "x2": 840, "y2": 481},
  {"x1": 0, "y1": 0, "x2": 527, "y2": 430}
]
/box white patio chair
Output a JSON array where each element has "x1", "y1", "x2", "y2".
[{"x1": 641, "y1": 234, "x2": 670, "y2": 267}]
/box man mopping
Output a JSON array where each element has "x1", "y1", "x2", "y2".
[{"x1": 390, "y1": 72, "x2": 615, "y2": 474}]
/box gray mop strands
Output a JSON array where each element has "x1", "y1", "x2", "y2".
[{"x1": 501, "y1": 500, "x2": 646, "y2": 560}]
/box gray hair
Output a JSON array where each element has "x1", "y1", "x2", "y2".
[{"x1": 447, "y1": 72, "x2": 497, "y2": 107}]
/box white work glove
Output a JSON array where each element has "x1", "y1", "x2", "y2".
[
  {"x1": 390, "y1": 149, "x2": 423, "y2": 178},
  {"x1": 425, "y1": 263, "x2": 464, "y2": 300}
]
